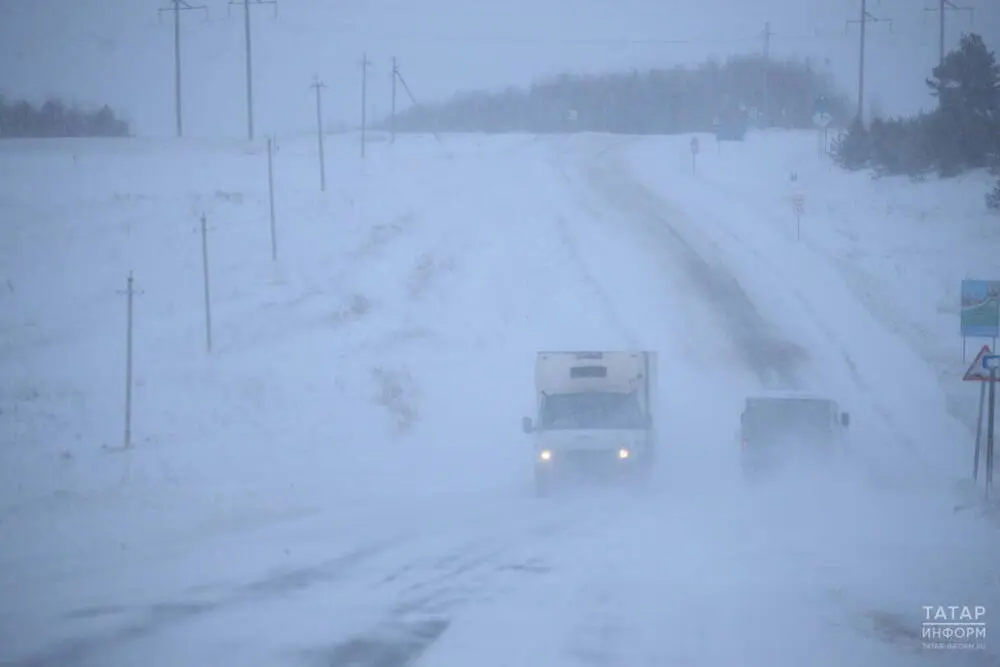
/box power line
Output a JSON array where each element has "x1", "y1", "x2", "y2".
[
  {"x1": 269, "y1": 15, "x2": 950, "y2": 47},
  {"x1": 846, "y1": 0, "x2": 893, "y2": 123},
  {"x1": 229, "y1": 0, "x2": 277, "y2": 141},
  {"x1": 156, "y1": 0, "x2": 207, "y2": 138},
  {"x1": 925, "y1": 0, "x2": 974, "y2": 65}
]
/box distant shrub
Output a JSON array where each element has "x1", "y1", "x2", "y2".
[
  {"x1": 0, "y1": 96, "x2": 130, "y2": 138},
  {"x1": 988, "y1": 178, "x2": 1000, "y2": 211}
]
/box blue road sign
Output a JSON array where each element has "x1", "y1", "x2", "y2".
[
  {"x1": 961, "y1": 279, "x2": 1000, "y2": 338},
  {"x1": 813, "y1": 95, "x2": 829, "y2": 114},
  {"x1": 984, "y1": 355, "x2": 1000, "y2": 370}
]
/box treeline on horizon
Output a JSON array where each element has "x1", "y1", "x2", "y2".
[
  {"x1": 381, "y1": 53, "x2": 851, "y2": 134},
  {"x1": 0, "y1": 97, "x2": 131, "y2": 138}
]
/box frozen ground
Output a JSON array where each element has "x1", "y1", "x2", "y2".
[{"x1": 1, "y1": 130, "x2": 999, "y2": 666}]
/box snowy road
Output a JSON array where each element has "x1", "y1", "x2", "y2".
[
  {"x1": 3, "y1": 134, "x2": 999, "y2": 666},
  {"x1": 10, "y1": 473, "x2": 998, "y2": 667},
  {"x1": 9, "y1": 492, "x2": 604, "y2": 667}
]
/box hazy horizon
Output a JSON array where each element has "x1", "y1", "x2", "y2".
[{"x1": 1, "y1": 0, "x2": 998, "y2": 138}]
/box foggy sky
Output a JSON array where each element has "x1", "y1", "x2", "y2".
[{"x1": 1, "y1": 0, "x2": 997, "y2": 137}]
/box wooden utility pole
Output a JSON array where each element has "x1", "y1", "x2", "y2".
[
  {"x1": 846, "y1": 0, "x2": 891, "y2": 124},
  {"x1": 925, "y1": 0, "x2": 974, "y2": 65},
  {"x1": 360, "y1": 53, "x2": 371, "y2": 158},
  {"x1": 762, "y1": 21, "x2": 771, "y2": 128},
  {"x1": 200, "y1": 214, "x2": 213, "y2": 352},
  {"x1": 229, "y1": 0, "x2": 277, "y2": 141},
  {"x1": 267, "y1": 137, "x2": 278, "y2": 260},
  {"x1": 117, "y1": 272, "x2": 143, "y2": 448},
  {"x1": 310, "y1": 77, "x2": 327, "y2": 191},
  {"x1": 157, "y1": 0, "x2": 207, "y2": 138}
]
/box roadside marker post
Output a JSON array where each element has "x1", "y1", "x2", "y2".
[
  {"x1": 986, "y1": 355, "x2": 999, "y2": 499},
  {"x1": 974, "y1": 380, "x2": 987, "y2": 482},
  {"x1": 792, "y1": 194, "x2": 804, "y2": 241}
]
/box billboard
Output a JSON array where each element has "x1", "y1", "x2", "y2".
[{"x1": 960, "y1": 279, "x2": 1000, "y2": 338}]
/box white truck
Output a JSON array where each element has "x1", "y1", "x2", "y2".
[{"x1": 521, "y1": 350, "x2": 658, "y2": 496}]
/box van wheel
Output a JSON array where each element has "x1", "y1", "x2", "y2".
[
  {"x1": 631, "y1": 463, "x2": 652, "y2": 490},
  {"x1": 534, "y1": 471, "x2": 551, "y2": 498}
]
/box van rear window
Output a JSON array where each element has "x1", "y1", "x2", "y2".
[{"x1": 570, "y1": 365, "x2": 607, "y2": 378}]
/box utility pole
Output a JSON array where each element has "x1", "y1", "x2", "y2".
[
  {"x1": 393, "y1": 63, "x2": 444, "y2": 145},
  {"x1": 200, "y1": 213, "x2": 213, "y2": 353},
  {"x1": 124, "y1": 272, "x2": 135, "y2": 448},
  {"x1": 310, "y1": 76, "x2": 327, "y2": 191},
  {"x1": 360, "y1": 53, "x2": 371, "y2": 158},
  {"x1": 229, "y1": 0, "x2": 277, "y2": 141},
  {"x1": 157, "y1": 0, "x2": 207, "y2": 138},
  {"x1": 761, "y1": 21, "x2": 772, "y2": 128},
  {"x1": 117, "y1": 272, "x2": 143, "y2": 449},
  {"x1": 925, "y1": 0, "x2": 974, "y2": 65},
  {"x1": 266, "y1": 136, "x2": 278, "y2": 261},
  {"x1": 846, "y1": 0, "x2": 892, "y2": 124},
  {"x1": 390, "y1": 56, "x2": 398, "y2": 144}
]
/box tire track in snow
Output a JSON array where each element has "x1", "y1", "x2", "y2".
[
  {"x1": 13, "y1": 540, "x2": 394, "y2": 667},
  {"x1": 555, "y1": 143, "x2": 807, "y2": 389},
  {"x1": 635, "y1": 160, "x2": 875, "y2": 398},
  {"x1": 18, "y1": 503, "x2": 587, "y2": 667},
  {"x1": 550, "y1": 213, "x2": 641, "y2": 349},
  {"x1": 564, "y1": 577, "x2": 627, "y2": 667},
  {"x1": 297, "y1": 508, "x2": 607, "y2": 667}
]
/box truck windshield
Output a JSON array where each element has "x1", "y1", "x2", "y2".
[
  {"x1": 539, "y1": 392, "x2": 645, "y2": 430},
  {"x1": 743, "y1": 398, "x2": 832, "y2": 443}
]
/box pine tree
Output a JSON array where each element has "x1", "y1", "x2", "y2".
[
  {"x1": 831, "y1": 117, "x2": 871, "y2": 170},
  {"x1": 926, "y1": 33, "x2": 1000, "y2": 173},
  {"x1": 989, "y1": 148, "x2": 1000, "y2": 210}
]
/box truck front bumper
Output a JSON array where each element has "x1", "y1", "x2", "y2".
[{"x1": 536, "y1": 447, "x2": 649, "y2": 480}]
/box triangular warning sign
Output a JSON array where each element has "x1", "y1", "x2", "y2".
[{"x1": 963, "y1": 345, "x2": 994, "y2": 381}]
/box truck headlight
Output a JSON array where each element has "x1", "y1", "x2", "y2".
[
  {"x1": 539, "y1": 450, "x2": 552, "y2": 461},
  {"x1": 618, "y1": 448, "x2": 630, "y2": 459}
]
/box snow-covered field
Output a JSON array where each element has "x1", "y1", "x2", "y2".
[{"x1": 2, "y1": 129, "x2": 999, "y2": 666}]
